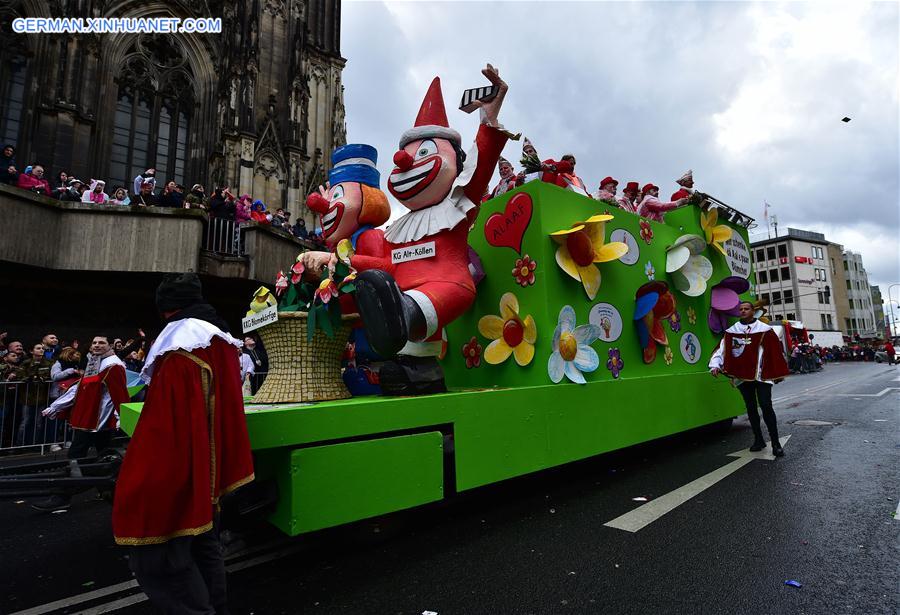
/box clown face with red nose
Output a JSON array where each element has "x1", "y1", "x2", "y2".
[
  {"x1": 351, "y1": 64, "x2": 511, "y2": 395},
  {"x1": 301, "y1": 144, "x2": 391, "y2": 276}
]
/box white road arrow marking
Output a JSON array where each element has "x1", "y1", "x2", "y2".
[{"x1": 604, "y1": 436, "x2": 791, "y2": 533}]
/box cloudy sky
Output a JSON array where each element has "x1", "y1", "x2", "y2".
[{"x1": 340, "y1": 1, "x2": 898, "y2": 294}]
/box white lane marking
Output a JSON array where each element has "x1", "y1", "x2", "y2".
[
  {"x1": 896, "y1": 498, "x2": 900, "y2": 521},
  {"x1": 69, "y1": 594, "x2": 147, "y2": 615},
  {"x1": 604, "y1": 436, "x2": 791, "y2": 533},
  {"x1": 10, "y1": 537, "x2": 294, "y2": 615},
  {"x1": 9, "y1": 581, "x2": 140, "y2": 615},
  {"x1": 823, "y1": 388, "x2": 900, "y2": 398},
  {"x1": 773, "y1": 378, "x2": 855, "y2": 403}
]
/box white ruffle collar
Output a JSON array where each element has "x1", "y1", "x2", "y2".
[
  {"x1": 141, "y1": 318, "x2": 242, "y2": 383},
  {"x1": 725, "y1": 320, "x2": 771, "y2": 335},
  {"x1": 99, "y1": 354, "x2": 125, "y2": 372},
  {"x1": 384, "y1": 142, "x2": 480, "y2": 244}
]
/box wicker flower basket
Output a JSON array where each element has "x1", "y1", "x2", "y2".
[{"x1": 252, "y1": 311, "x2": 358, "y2": 404}]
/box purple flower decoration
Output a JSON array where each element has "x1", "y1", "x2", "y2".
[
  {"x1": 606, "y1": 347, "x2": 624, "y2": 379},
  {"x1": 669, "y1": 310, "x2": 682, "y2": 333}
]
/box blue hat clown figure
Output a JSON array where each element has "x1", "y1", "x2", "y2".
[
  {"x1": 339, "y1": 63, "x2": 512, "y2": 395},
  {"x1": 305, "y1": 144, "x2": 391, "y2": 250}
]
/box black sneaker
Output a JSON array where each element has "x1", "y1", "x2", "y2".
[
  {"x1": 749, "y1": 440, "x2": 766, "y2": 452},
  {"x1": 771, "y1": 444, "x2": 785, "y2": 457},
  {"x1": 31, "y1": 494, "x2": 72, "y2": 512}
]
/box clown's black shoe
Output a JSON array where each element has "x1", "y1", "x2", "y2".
[
  {"x1": 378, "y1": 355, "x2": 447, "y2": 396},
  {"x1": 354, "y1": 270, "x2": 427, "y2": 357}
]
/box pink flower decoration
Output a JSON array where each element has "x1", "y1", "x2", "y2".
[
  {"x1": 314, "y1": 278, "x2": 339, "y2": 304},
  {"x1": 512, "y1": 254, "x2": 537, "y2": 287},
  {"x1": 290, "y1": 260, "x2": 305, "y2": 284},
  {"x1": 275, "y1": 270, "x2": 288, "y2": 296},
  {"x1": 639, "y1": 219, "x2": 654, "y2": 244},
  {"x1": 462, "y1": 336, "x2": 482, "y2": 369}
]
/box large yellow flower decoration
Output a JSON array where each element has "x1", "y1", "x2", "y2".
[
  {"x1": 549, "y1": 214, "x2": 629, "y2": 300},
  {"x1": 700, "y1": 207, "x2": 733, "y2": 257},
  {"x1": 478, "y1": 292, "x2": 537, "y2": 366}
]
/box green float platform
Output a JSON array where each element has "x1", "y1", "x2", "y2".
[{"x1": 121, "y1": 181, "x2": 751, "y2": 536}]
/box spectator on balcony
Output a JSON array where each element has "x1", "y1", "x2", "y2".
[
  {"x1": 17, "y1": 164, "x2": 52, "y2": 197},
  {"x1": 235, "y1": 194, "x2": 252, "y2": 225},
  {"x1": 132, "y1": 168, "x2": 156, "y2": 196},
  {"x1": 52, "y1": 170, "x2": 69, "y2": 199},
  {"x1": 184, "y1": 184, "x2": 207, "y2": 210},
  {"x1": 59, "y1": 178, "x2": 85, "y2": 202},
  {"x1": 14, "y1": 342, "x2": 53, "y2": 446},
  {"x1": 133, "y1": 180, "x2": 159, "y2": 207},
  {"x1": 81, "y1": 179, "x2": 110, "y2": 204},
  {"x1": 208, "y1": 187, "x2": 236, "y2": 219},
  {"x1": 0, "y1": 144, "x2": 16, "y2": 185},
  {"x1": 250, "y1": 199, "x2": 268, "y2": 223},
  {"x1": 292, "y1": 218, "x2": 308, "y2": 239},
  {"x1": 42, "y1": 333, "x2": 60, "y2": 362},
  {"x1": 109, "y1": 186, "x2": 131, "y2": 206},
  {"x1": 158, "y1": 180, "x2": 184, "y2": 208}
]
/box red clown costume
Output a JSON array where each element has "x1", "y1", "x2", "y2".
[
  {"x1": 43, "y1": 352, "x2": 129, "y2": 431},
  {"x1": 351, "y1": 71, "x2": 509, "y2": 359}
]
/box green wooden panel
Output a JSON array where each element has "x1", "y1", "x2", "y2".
[{"x1": 274, "y1": 432, "x2": 444, "y2": 535}]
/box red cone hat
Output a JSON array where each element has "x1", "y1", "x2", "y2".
[{"x1": 399, "y1": 77, "x2": 462, "y2": 148}]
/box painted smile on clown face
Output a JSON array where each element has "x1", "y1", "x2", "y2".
[
  {"x1": 388, "y1": 138, "x2": 458, "y2": 210},
  {"x1": 321, "y1": 183, "x2": 345, "y2": 239}
]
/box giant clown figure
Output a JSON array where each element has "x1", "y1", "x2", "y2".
[{"x1": 335, "y1": 64, "x2": 510, "y2": 394}]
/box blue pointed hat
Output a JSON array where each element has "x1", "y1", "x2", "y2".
[{"x1": 329, "y1": 144, "x2": 380, "y2": 188}]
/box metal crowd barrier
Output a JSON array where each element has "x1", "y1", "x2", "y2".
[
  {"x1": 202, "y1": 216, "x2": 245, "y2": 256},
  {"x1": 0, "y1": 380, "x2": 73, "y2": 455}
]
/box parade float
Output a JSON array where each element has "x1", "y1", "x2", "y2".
[{"x1": 117, "y1": 67, "x2": 757, "y2": 538}]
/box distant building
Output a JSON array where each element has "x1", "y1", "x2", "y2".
[
  {"x1": 871, "y1": 286, "x2": 885, "y2": 340},
  {"x1": 826, "y1": 242, "x2": 851, "y2": 335},
  {"x1": 750, "y1": 228, "x2": 838, "y2": 330},
  {"x1": 843, "y1": 251, "x2": 877, "y2": 339}
]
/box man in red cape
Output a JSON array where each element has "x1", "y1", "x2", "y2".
[
  {"x1": 34, "y1": 335, "x2": 130, "y2": 511},
  {"x1": 709, "y1": 300, "x2": 790, "y2": 456},
  {"x1": 112, "y1": 273, "x2": 253, "y2": 613}
]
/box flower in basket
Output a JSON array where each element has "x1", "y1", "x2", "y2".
[
  {"x1": 315, "y1": 278, "x2": 339, "y2": 304},
  {"x1": 478, "y1": 292, "x2": 537, "y2": 366},
  {"x1": 273, "y1": 251, "x2": 358, "y2": 341},
  {"x1": 290, "y1": 260, "x2": 305, "y2": 284},
  {"x1": 275, "y1": 270, "x2": 288, "y2": 297}
]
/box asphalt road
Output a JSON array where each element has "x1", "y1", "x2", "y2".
[{"x1": 1, "y1": 361, "x2": 898, "y2": 615}]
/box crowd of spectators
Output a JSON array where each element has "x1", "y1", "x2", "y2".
[
  {"x1": 787, "y1": 340, "x2": 897, "y2": 373},
  {"x1": 0, "y1": 328, "x2": 269, "y2": 452},
  {"x1": 0, "y1": 330, "x2": 147, "y2": 450},
  {"x1": 0, "y1": 144, "x2": 328, "y2": 247}
]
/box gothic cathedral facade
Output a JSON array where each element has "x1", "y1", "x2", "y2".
[{"x1": 0, "y1": 0, "x2": 346, "y2": 225}]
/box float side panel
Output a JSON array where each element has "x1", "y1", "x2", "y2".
[{"x1": 283, "y1": 432, "x2": 445, "y2": 535}]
